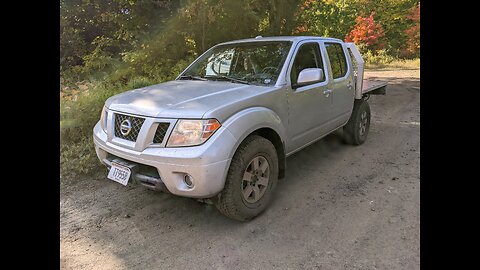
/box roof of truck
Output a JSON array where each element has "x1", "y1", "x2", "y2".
[{"x1": 218, "y1": 36, "x2": 344, "y2": 45}]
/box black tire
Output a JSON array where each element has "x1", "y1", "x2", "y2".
[
  {"x1": 343, "y1": 99, "x2": 371, "y2": 145},
  {"x1": 215, "y1": 135, "x2": 279, "y2": 221}
]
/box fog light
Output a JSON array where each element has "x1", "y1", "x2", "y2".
[{"x1": 184, "y1": 174, "x2": 194, "y2": 188}]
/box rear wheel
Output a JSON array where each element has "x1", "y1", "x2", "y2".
[
  {"x1": 215, "y1": 135, "x2": 278, "y2": 221},
  {"x1": 343, "y1": 99, "x2": 371, "y2": 145}
]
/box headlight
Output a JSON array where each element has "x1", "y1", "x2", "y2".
[
  {"x1": 100, "y1": 106, "x2": 108, "y2": 133},
  {"x1": 167, "y1": 119, "x2": 221, "y2": 147}
]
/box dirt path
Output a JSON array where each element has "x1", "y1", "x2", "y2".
[{"x1": 60, "y1": 69, "x2": 420, "y2": 270}]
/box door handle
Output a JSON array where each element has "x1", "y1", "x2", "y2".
[
  {"x1": 347, "y1": 81, "x2": 353, "y2": 90},
  {"x1": 323, "y1": 89, "x2": 332, "y2": 97}
]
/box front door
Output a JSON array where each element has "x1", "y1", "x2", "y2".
[{"x1": 286, "y1": 41, "x2": 333, "y2": 153}]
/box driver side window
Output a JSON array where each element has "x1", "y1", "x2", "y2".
[{"x1": 290, "y1": 43, "x2": 324, "y2": 85}]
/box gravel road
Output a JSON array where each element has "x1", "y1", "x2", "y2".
[{"x1": 60, "y1": 70, "x2": 420, "y2": 270}]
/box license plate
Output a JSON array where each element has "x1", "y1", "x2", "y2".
[{"x1": 107, "y1": 162, "x2": 131, "y2": 186}]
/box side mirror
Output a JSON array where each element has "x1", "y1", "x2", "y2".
[{"x1": 294, "y1": 68, "x2": 324, "y2": 88}]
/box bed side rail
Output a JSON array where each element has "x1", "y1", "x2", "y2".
[{"x1": 345, "y1": 42, "x2": 365, "y2": 99}]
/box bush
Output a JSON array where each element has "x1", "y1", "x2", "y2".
[
  {"x1": 60, "y1": 137, "x2": 103, "y2": 181},
  {"x1": 126, "y1": 76, "x2": 158, "y2": 89},
  {"x1": 345, "y1": 13, "x2": 385, "y2": 52},
  {"x1": 363, "y1": 49, "x2": 395, "y2": 66},
  {"x1": 60, "y1": 75, "x2": 158, "y2": 180}
]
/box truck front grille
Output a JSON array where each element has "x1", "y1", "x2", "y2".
[
  {"x1": 153, "y1": 123, "x2": 170, "y2": 144},
  {"x1": 114, "y1": 113, "x2": 145, "y2": 142}
]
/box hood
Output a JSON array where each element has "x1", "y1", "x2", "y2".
[{"x1": 105, "y1": 80, "x2": 272, "y2": 119}]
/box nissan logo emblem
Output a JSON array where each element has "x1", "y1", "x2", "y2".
[{"x1": 120, "y1": 119, "x2": 132, "y2": 136}]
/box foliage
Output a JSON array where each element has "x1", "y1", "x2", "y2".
[
  {"x1": 345, "y1": 13, "x2": 385, "y2": 52},
  {"x1": 61, "y1": 0, "x2": 420, "y2": 79},
  {"x1": 403, "y1": 3, "x2": 420, "y2": 58},
  {"x1": 352, "y1": 0, "x2": 419, "y2": 56},
  {"x1": 296, "y1": 0, "x2": 419, "y2": 57},
  {"x1": 252, "y1": 0, "x2": 302, "y2": 36},
  {"x1": 365, "y1": 58, "x2": 419, "y2": 70},
  {"x1": 363, "y1": 49, "x2": 395, "y2": 66},
  {"x1": 60, "y1": 0, "x2": 179, "y2": 75},
  {"x1": 294, "y1": 0, "x2": 357, "y2": 39},
  {"x1": 60, "y1": 137, "x2": 103, "y2": 179}
]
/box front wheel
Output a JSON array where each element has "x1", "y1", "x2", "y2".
[
  {"x1": 343, "y1": 99, "x2": 371, "y2": 145},
  {"x1": 215, "y1": 135, "x2": 278, "y2": 221}
]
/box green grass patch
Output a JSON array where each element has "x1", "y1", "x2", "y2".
[
  {"x1": 60, "y1": 137, "x2": 103, "y2": 181},
  {"x1": 60, "y1": 76, "x2": 160, "y2": 180},
  {"x1": 366, "y1": 58, "x2": 419, "y2": 70},
  {"x1": 361, "y1": 49, "x2": 419, "y2": 70}
]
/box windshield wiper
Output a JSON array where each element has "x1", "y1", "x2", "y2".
[
  {"x1": 203, "y1": 75, "x2": 250, "y2": 85},
  {"x1": 178, "y1": 75, "x2": 207, "y2": 81}
]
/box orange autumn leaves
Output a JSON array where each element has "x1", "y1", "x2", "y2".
[{"x1": 345, "y1": 12, "x2": 385, "y2": 51}]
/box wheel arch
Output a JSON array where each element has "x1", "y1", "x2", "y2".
[
  {"x1": 223, "y1": 107, "x2": 287, "y2": 179},
  {"x1": 249, "y1": 128, "x2": 286, "y2": 179}
]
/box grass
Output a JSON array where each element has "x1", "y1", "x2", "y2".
[
  {"x1": 365, "y1": 58, "x2": 419, "y2": 70},
  {"x1": 60, "y1": 73, "x2": 168, "y2": 181}
]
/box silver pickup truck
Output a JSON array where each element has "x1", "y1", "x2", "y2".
[{"x1": 93, "y1": 36, "x2": 387, "y2": 221}]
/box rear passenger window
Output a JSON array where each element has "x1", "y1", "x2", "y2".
[{"x1": 325, "y1": 43, "x2": 348, "y2": 79}]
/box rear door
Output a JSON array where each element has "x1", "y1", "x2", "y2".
[
  {"x1": 324, "y1": 42, "x2": 355, "y2": 126},
  {"x1": 286, "y1": 41, "x2": 332, "y2": 153}
]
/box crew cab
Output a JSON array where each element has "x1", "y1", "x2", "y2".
[{"x1": 93, "y1": 36, "x2": 387, "y2": 221}]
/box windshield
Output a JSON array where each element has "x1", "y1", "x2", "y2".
[{"x1": 181, "y1": 41, "x2": 292, "y2": 85}]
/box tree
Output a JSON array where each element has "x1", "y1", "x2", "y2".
[
  {"x1": 295, "y1": 0, "x2": 419, "y2": 56},
  {"x1": 251, "y1": 0, "x2": 301, "y2": 36},
  {"x1": 60, "y1": 0, "x2": 177, "y2": 76},
  {"x1": 403, "y1": 2, "x2": 420, "y2": 57},
  {"x1": 60, "y1": 0, "x2": 421, "y2": 83},
  {"x1": 294, "y1": 0, "x2": 357, "y2": 39},
  {"x1": 349, "y1": 0, "x2": 419, "y2": 55},
  {"x1": 345, "y1": 12, "x2": 385, "y2": 52}
]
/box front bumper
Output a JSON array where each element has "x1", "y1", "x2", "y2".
[{"x1": 93, "y1": 121, "x2": 236, "y2": 198}]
